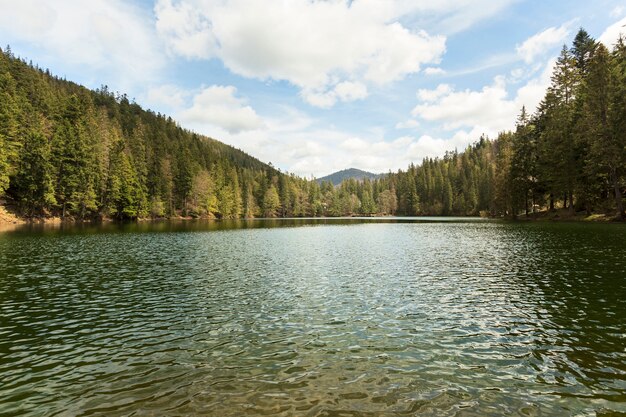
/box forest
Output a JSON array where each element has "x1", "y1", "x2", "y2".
[{"x1": 0, "y1": 28, "x2": 624, "y2": 220}]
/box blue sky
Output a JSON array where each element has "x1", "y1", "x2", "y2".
[{"x1": 1, "y1": 0, "x2": 625, "y2": 177}]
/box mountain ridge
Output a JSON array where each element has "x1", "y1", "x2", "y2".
[{"x1": 316, "y1": 168, "x2": 383, "y2": 186}]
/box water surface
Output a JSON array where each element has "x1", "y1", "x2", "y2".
[{"x1": 0, "y1": 218, "x2": 625, "y2": 416}]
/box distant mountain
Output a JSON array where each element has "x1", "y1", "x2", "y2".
[{"x1": 316, "y1": 168, "x2": 383, "y2": 186}]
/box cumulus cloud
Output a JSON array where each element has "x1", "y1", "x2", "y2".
[
  {"x1": 144, "y1": 84, "x2": 189, "y2": 110},
  {"x1": 599, "y1": 17, "x2": 626, "y2": 48},
  {"x1": 417, "y1": 84, "x2": 453, "y2": 102},
  {"x1": 196, "y1": 113, "x2": 487, "y2": 177},
  {"x1": 516, "y1": 24, "x2": 571, "y2": 64},
  {"x1": 302, "y1": 81, "x2": 369, "y2": 108},
  {"x1": 154, "y1": 0, "x2": 216, "y2": 59},
  {"x1": 413, "y1": 77, "x2": 514, "y2": 132},
  {"x1": 0, "y1": 0, "x2": 163, "y2": 90},
  {"x1": 412, "y1": 60, "x2": 554, "y2": 135},
  {"x1": 180, "y1": 85, "x2": 263, "y2": 134},
  {"x1": 334, "y1": 81, "x2": 369, "y2": 102},
  {"x1": 283, "y1": 133, "x2": 458, "y2": 177},
  {"x1": 154, "y1": 0, "x2": 447, "y2": 107}
]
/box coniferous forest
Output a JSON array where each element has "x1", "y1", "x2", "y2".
[{"x1": 0, "y1": 29, "x2": 625, "y2": 220}]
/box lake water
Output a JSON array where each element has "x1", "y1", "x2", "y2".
[{"x1": 0, "y1": 218, "x2": 625, "y2": 416}]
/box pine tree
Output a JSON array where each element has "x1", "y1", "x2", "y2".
[
  {"x1": 174, "y1": 150, "x2": 193, "y2": 215},
  {"x1": 545, "y1": 45, "x2": 580, "y2": 214},
  {"x1": 510, "y1": 107, "x2": 536, "y2": 216},
  {"x1": 13, "y1": 125, "x2": 56, "y2": 215},
  {"x1": 262, "y1": 185, "x2": 280, "y2": 217},
  {"x1": 579, "y1": 43, "x2": 611, "y2": 213},
  {"x1": 0, "y1": 72, "x2": 20, "y2": 194},
  {"x1": 51, "y1": 95, "x2": 98, "y2": 218},
  {"x1": 608, "y1": 37, "x2": 626, "y2": 217},
  {"x1": 442, "y1": 177, "x2": 453, "y2": 215},
  {"x1": 493, "y1": 132, "x2": 514, "y2": 216},
  {"x1": 571, "y1": 28, "x2": 597, "y2": 76}
]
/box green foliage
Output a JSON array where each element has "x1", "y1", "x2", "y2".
[
  {"x1": 262, "y1": 185, "x2": 280, "y2": 217},
  {"x1": 0, "y1": 72, "x2": 20, "y2": 195},
  {"x1": 1, "y1": 31, "x2": 624, "y2": 220},
  {"x1": 0, "y1": 131, "x2": 9, "y2": 195},
  {"x1": 13, "y1": 126, "x2": 56, "y2": 215},
  {"x1": 491, "y1": 31, "x2": 625, "y2": 217}
]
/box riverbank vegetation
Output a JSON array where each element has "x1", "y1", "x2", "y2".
[{"x1": 0, "y1": 29, "x2": 624, "y2": 221}]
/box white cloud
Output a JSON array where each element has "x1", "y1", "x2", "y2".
[
  {"x1": 599, "y1": 17, "x2": 626, "y2": 48},
  {"x1": 334, "y1": 81, "x2": 368, "y2": 102},
  {"x1": 154, "y1": 0, "x2": 216, "y2": 59},
  {"x1": 154, "y1": 0, "x2": 447, "y2": 107},
  {"x1": 144, "y1": 84, "x2": 188, "y2": 110},
  {"x1": 424, "y1": 67, "x2": 446, "y2": 75},
  {"x1": 412, "y1": 59, "x2": 554, "y2": 134},
  {"x1": 179, "y1": 85, "x2": 263, "y2": 134},
  {"x1": 393, "y1": 0, "x2": 518, "y2": 35},
  {"x1": 301, "y1": 90, "x2": 338, "y2": 109},
  {"x1": 395, "y1": 119, "x2": 420, "y2": 130},
  {"x1": 413, "y1": 76, "x2": 514, "y2": 132},
  {"x1": 302, "y1": 81, "x2": 369, "y2": 108},
  {"x1": 0, "y1": 0, "x2": 163, "y2": 90},
  {"x1": 197, "y1": 113, "x2": 489, "y2": 177},
  {"x1": 417, "y1": 84, "x2": 452, "y2": 102},
  {"x1": 610, "y1": 6, "x2": 624, "y2": 18},
  {"x1": 516, "y1": 24, "x2": 570, "y2": 64}
]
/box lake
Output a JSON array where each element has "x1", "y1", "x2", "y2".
[{"x1": 0, "y1": 218, "x2": 625, "y2": 416}]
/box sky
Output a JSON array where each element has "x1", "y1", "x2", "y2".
[{"x1": 1, "y1": 0, "x2": 626, "y2": 178}]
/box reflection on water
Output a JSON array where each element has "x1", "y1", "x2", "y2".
[{"x1": 0, "y1": 218, "x2": 625, "y2": 416}]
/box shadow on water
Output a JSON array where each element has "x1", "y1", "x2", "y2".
[
  {"x1": 2, "y1": 216, "x2": 493, "y2": 235},
  {"x1": 497, "y1": 222, "x2": 626, "y2": 403}
]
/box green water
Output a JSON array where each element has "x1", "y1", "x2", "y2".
[{"x1": 0, "y1": 218, "x2": 624, "y2": 416}]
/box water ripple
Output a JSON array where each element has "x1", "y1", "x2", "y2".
[{"x1": 0, "y1": 220, "x2": 625, "y2": 416}]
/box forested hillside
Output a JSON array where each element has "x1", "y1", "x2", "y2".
[
  {"x1": 0, "y1": 28, "x2": 624, "y2": 220},
  {"x1": 0, "y1": 45, "x2": 316, "y2": 219},
  {"x1": 333, "y1": 29, "x2": 626, "y2": 219}
]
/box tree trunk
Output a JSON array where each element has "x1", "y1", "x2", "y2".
[
  {"x1": 613, "y1": 168, "x2": 624, "y2": 219},
  {"x1": 525, "y1": 192, "x2": 529, "y2": 217},
  {"x1": 568, "y1": 191, "x2": 574, "y2": 216},
  {"x1": 549, "y1": 194, "x2": 554, "y2": 211}
]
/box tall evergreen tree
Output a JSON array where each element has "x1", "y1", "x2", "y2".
[
  {"x1": 0, "y1": 72, "x2": 20, "y2": 195},
  {"x1": 571, "y1": 28, "x2": 597, "y2": 76},
  {"x1": 262, "y1": 185, "x2": 280, "y2": 217},
  {"x1": 13, "y1": 124, "x2": 56, "y2": 215},
  {"x1": 608, "y1": 37, "x2": 626, "y2": 217}
]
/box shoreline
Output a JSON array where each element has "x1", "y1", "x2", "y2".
[
  {"x1": 1, "y1": 197, "x2": 624, "y2": 230},
  {"x1": 502, "y1": 209, "x2": 624, "y2": 223},
  {"x1": 1, "y1": 208, "x2": 623, "y2": 231}
]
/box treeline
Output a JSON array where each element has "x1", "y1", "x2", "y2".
[
  {"x1": 0, "y1": 45, "x2": 316, "y2": 219},
  {"x1": 493, "y1": 29, "x2": 626, "y2": 218},
  {"x1": 328, "y1": 29, "x2": 626, "y2": 218},
  {"x1": 0, "y1": 29, "x2": 624, "y2": 220}
]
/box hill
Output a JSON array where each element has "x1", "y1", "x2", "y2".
[
  {"x1": 316, "y1": 168, "x2": 383, "y2": 186},
  {"x1": 0, "y1": 46, "x2": 306, "y2": 219},
  {"x1": 1, "y1": 27, "x2": 624, "y2": 221}
]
